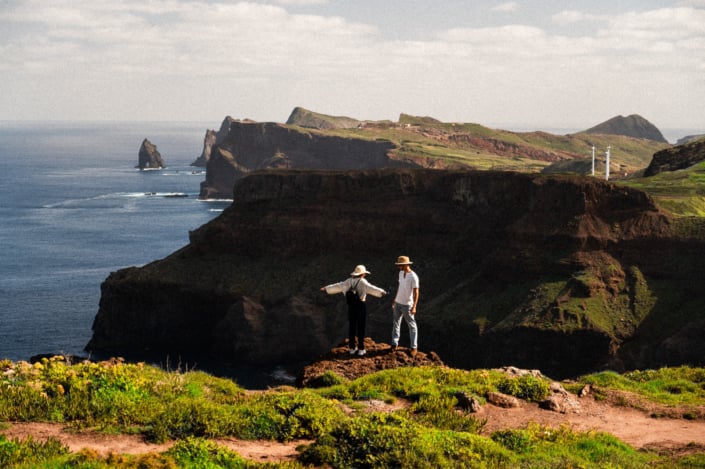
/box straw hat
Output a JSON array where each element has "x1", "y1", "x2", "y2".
[
  {"x1": 395, "y1": 255, "x2": 413, "y2": 265},
  {"x1": 350, "y1": 265, "x2": 371, "y2": 276}
]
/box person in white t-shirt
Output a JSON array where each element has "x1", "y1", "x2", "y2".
[
  {"x1": 391, "y1": 255, "x2": 420, "y2": 356},
  {"x1": 321, "y1": 265, "x2": 387, "y2": 356}
]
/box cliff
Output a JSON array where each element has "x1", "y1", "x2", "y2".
[
  {"x1": 582, "y1": 115, "x2": 668, "y2": 143},
  {"x1": 191, "y1": 116, "x2": 237, "y2": 167},
  {"x1": 197, "y1": 112, "x2": 668, "y2": 198},
  {"x1": 643, "y1": 136, "x2": 705, "y2": 177},
  {"x1": 137, "y1": 138, "x2": 165, "y2": 169},
  {"x1": 87, "y1": 169, "x2": 705, "y2": 377},
  {"x1": 198, "y1": 121, "x2": 431, "y2": 199}
]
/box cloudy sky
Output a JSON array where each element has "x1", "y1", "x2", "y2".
[{"x1": 2, "y1": 0, "x2": 704, "y2": 133}]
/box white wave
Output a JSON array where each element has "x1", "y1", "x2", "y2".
[
  {"x1": 123, "y1": 192, "x2": 190, "y2": 198},
  {"x1": 268, "y1": 366, "x2": 296, "y2": 384},
  {"x1": 208, "y1": 208, "x2": 224, "y2": 213},
  {"x1": 200, "y1": 198, "x2": 234, "y2": 203}
]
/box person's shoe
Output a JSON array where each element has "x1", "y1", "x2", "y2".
[
  {"x1": 410, "y1": 348, "x2": 417, "y2": 357},
  {"x1": 391, "y1": 344, "x2": 398, "y2": 351},
  {"x1": 349, "y1": 348, "x2": 357, "y2": 355},
  {"x1": 357, "y1": 349, "x2": 367, "y2": 356}
]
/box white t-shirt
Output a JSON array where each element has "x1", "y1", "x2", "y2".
[{"x1": 394, "y1": 270, "x2": 419, "y2": 306}]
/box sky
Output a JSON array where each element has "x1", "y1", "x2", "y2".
[{"x1": 1, "y1": 0, "x2": 704, "y2": 134}]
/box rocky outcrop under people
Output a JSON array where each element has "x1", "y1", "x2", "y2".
[
  {"x1": 297, "y1": 339, "x2": 444, "y2": 387},
  {"x1": 87, "y1": 168, "x2": 705, "y2": 378},
  {"x1": 137, "y1": 139, "x2": 165, "y2": 169}
]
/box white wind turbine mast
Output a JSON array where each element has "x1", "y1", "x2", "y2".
[{"x1": 605, "y1": 145, "x2": 611, "y2": 181}]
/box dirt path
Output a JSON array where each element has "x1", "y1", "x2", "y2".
[
  {"x1": 476, "y1": 397, "x2": 705, "y2": 453},
  {"x1": 3, "y1": 395, "x2": 705, "y2": 461},
  {"x1": 0, "y1": 423, "x2": 309, "y2": 463}
]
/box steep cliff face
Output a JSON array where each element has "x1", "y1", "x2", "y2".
[
  {"x1": 88, "y1": 169, "x2": 705, "y2": 377},
  {"x1": 198, "y1": 121, "x2": 415, "y2": 199},
  {"x1": 191, "y1": 116, "x2": 238, "y2": 167}
]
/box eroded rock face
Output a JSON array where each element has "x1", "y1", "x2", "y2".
[
  {"x1": 137, "y1": 139, "x2": 165, "y2": 169},
  {"x1": 643, "y1": 137, "x2": 705, "y2": 176},
  {"x1": 88, "y1": 169, "x2": 705, "y2": 377},
  {"x1": 198, "y1": 121, "x2": 422, "y2": 199},
  {"x1": 191, "y1": 130, "x2": 216, "y2": 167},
  {"x1": 191, "y1": 116, "x2": 238, "y2": 167}
]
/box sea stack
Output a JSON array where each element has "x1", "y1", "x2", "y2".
[{"x1": 137, "y1": 138, "x2": 165, "y2": 169}]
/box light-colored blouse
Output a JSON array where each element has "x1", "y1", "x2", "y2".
[{"x1": 323, "y1": 277, "x2": 386, "y2": 301}]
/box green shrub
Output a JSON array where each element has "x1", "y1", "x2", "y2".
[
  {"x1": 0, "y1": 435, "x2": 68, "y2": 467},
  {"x1": 497, "y1": 374, "x2": 550, "y2": 402},
  {"x1": 305, "y1": 370, "x2": 348, "y2": 388},
  {"x1": 241, "y1": 390, "x2": 345, "y2": 441},
  {"x1": 409, "y1": 394, "x2": 485, "y2": 433},
  {"x1": 300, "y1": 412, "x2": 512, "y2": 468},
  {"x1": 491, "y1": 429, "x2": 533, "y2": 453},
  {"x1": 166, "y1": 437, "x2": 248, "y2": 468}
]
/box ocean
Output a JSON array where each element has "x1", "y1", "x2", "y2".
[{"x1": 0, "y1": 121, "x2": 230, "y2": 363}]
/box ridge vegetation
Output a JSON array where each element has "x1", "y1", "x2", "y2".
[
  {"x1": 2, "y1": 356, "x2": 705, "y2": 467},
  {"x1": 282, "y1": 107, "x2": 670, "y2": 176}
]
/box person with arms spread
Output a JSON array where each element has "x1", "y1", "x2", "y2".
[{"x1": 321, "y1": 265, "x2": 387, "y2": 356}]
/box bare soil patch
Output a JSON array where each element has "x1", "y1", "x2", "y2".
[
  {"x1": 476, "y1": 393, "x2": 705, "y2": 454},
  {"x1": 0, "y1": 422, "x2": 310, "y2": 463}
]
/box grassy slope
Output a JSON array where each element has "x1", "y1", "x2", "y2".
[
  {"x1": 1, "y1": 358, "x2": 704, "y2": 467},
  {"x1": 289, "y1": 119, "x2": 668, "y2": 174}
]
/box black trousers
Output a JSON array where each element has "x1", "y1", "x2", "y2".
[{"x1": 348, "y1": 302, "x2": 367, "y2": 350}]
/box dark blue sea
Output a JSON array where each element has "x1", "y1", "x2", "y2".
[{"x1": 0, "y1": 121, "x2": 231, "y2": 362}]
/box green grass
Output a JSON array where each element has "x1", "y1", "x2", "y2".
[
  {"x1": 577, "y1": 367, "x2": 705, "y2": 406},
  {"x1": 304, "y1": 118, "x2": 667, "y2": 176},
  {"x1": 2, "y1": 358, "x2": 705, "y2": 467}
]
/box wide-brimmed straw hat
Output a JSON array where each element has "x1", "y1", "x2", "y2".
[
  {"x1": 395, "y1": 256, "x2": 413, "y2": 265},
  {"x1": 351, "y1": 265, "x2": 371, "y2": 276}
]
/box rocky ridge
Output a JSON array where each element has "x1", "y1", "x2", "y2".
[
  {"x1": 88, "y1": 168, "x2": 705, "y2": 378},
  {"x1": 195, "y1": 110, "x2": 668, "y2": 198}
]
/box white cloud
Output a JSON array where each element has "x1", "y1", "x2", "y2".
[
  {"x1": 678, "y1": 0, "x2": 705, "y2": 7},
  {"x1": 491, "y1": 2, "x2": 520, "y2": 13},
  {"x1": 0, "y1": 1, "x2": 704, "y2": 128},
  {"x1": 552, "y1": 10, "x2": 604, "y2": 25},
  {"x1": 274, "y1": 0, "x2": 329, "y2": 5}
]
